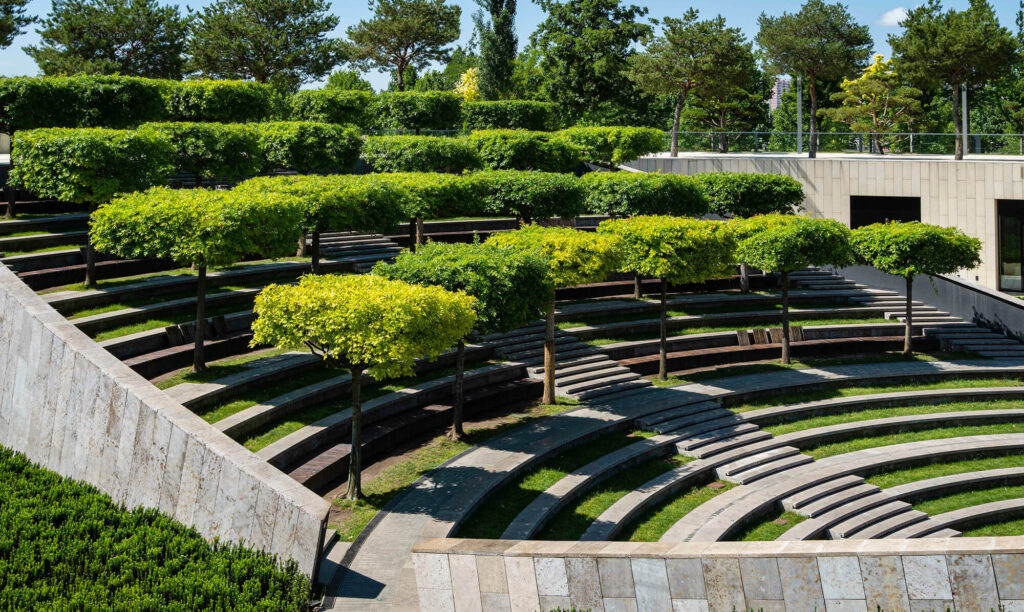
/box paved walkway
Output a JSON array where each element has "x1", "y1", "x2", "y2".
[{"x1": 321, "y1": 358, "x2": 1024, "y2": 610}]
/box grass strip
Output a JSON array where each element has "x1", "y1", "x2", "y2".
[
  {"x1": 456, "y1": 431, "x2": 649, "y2": 539},
  {"x1": 557, "y1": 300, "x2": 850, "y2": 330},
  {"x1": 585, "y1": 316, "x2": 892, "y2": 347},
  {"x1": 68, "y1": 284, "x2": 253, "y2": 319},
  {"x1": 54, "y1": 257, "x2": 310, "y2": 292},
  {"x1": 197, "y1": 367, "x2": 339, "y2": 424},
  {"x1": 866, "y1": 455, "x2": 1024, "y2": 489},
  {"x1": 537, "y1": 454, "x2": 691, "y2": 541},
  {"x1": 619, "y1": 481, "x2": 736, "y2": 542},
  {"x1": 731, "y1": 510, "x2": 807, "y2": 541},
  {"x1": 804, "y1": 423, "x2": 1024, "y2": 460},
  {"x1": 91, "y1": 303, "x2": 251, "y2": 341},
  {"x1": 762, "y1": 399, "x2": 1024, "y2": 437},
  {"x1": 963, "y1": 518, "x2": 1024, "y2": 536},
  {"x1": 331, "y1": 398, "x2": 582, "y2": 541},
  {"x1": 155, "y1": 347, "x2": 296, "y2": 389},
  {"x1": 912, "y1": 484, "x2": 1024, "y2": 516}
]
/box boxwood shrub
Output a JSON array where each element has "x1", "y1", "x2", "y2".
[
  {"x1": 371, "y1": 91, "x2": 462, "y2": 131},
  {"x1": 582, "y1": 171, "x2": 709, "y2": 217},
  {"x1": 258, "y1": 122, "x2": 363, "y2": 173},
  {"x1": 0, "y1": 75, "x2": 166, "y2": 133},
  {"x1": 466, "y1": 130, "x2": 581, "y2": 173},
  {"x1": 469, "y1": 170, "x2": 585, "y2": 222},
  {"x1": 289, "y1": 89, "x2": 373, "y2": 127},
  {"x1": 142, "y1": 122, "x2": 262, "y2": 181},
  {"x1": 10, "y1": 128, "x2": 174, "y2": 205},
  {"x1": 558, "y1": 126, "x2": 665, "y2": 167},
  {"x1": 462, "y1": 101, "x2": 557, "y2": 131},
  {"x1": 368, "y1": 172, "x2": 485, "y2": 219},
  {"x1": 361, "y1": 135, "x2": 481, "y2": 173},
  {"x1": 692, "y1": 171, "x2": 805, "y2": 217},
  {"x1": 0, "y1": 446, "x2": 309, "y2": 610},
  {"x1": 164, "y1": 80, "x2": 279, "y2": 123}
]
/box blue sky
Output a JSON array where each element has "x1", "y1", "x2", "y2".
[{"x1": 0, "y1": 0, "x2": 1018, "y2": 90}]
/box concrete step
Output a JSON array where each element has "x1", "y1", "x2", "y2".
[
  {"x1": 828, "y1": 501, "x2": 916, "y2": 539},
  {"x1": 687, "y1": 430, "x2": 774, "y2": 459},
  {"x1": 717, "y1": 446, "x2": 800, "y2": 478},
  {"x1": 522, "y1": 346, "x2": 599, "y2": 366},
  {"x1": 924, "y1": 528, "x2": 962, "y2": 538},
  {"x1": 974, "y1": 350, "x2": 1024, "y2": 358},
  {"x1": 559, "y1": 371, "x2": 643, "y2": 395},
  {"x1": 720, "y1": 452, "x2": 813, "y2": 485},
  {"x1": 782, "y1": 475, "x2": 866, "y2": 512},
  {"x1": 555, "y1": 364, "x2": 632, "y2": 387},
  {"x1": 674, "y1": 422, "x2": 762, "y2": 452},
  {"x1": 554, "y1": 358, "x2": 624, "y2": 380},
  {"x1": 650, "y1": 409, "x2": 736, "y2": 436},
  {"x1": 637, "y1": 401, "x2": 721, "y2": 429},
  {"x1": 782, "y1": 492, "x2": 895, "y2": 540},
  {"x1": 574, "y1": 378, "x2": 652, "y2": 401},
  {"x1": 850, "y1": 509, "x2": 929, "y2": 540},
  {"x1": 527, "y1": 353, "x2": 606, "y2": 376}
]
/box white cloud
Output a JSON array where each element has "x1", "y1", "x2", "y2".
[{"x1": 875, "y1": 7, "x2": 909, "y2": 27}]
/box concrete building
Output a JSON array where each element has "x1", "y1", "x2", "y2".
[
  {"x1": 769, "y1": 78, "x2": 791, "y2": 111},
  {"x1": 627, "y1": 152, "x2": 1024, "y2": 293}
]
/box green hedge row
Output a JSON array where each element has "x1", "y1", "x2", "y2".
[{"x1": 0, "y1": 446, "x2": 309, "y2": 610}]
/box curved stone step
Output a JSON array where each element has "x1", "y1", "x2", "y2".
[
  {"x1": 901, "y1": 498, "x2": 1024, "y2": 537},
  {"x1": 886, "y1": 467, "x2": 1024, "y2": 505},
  {"x1": 675, "y1": 423, "x2": 763, "y2": 453},
  {"x1": 720, "y1": 452, "x2": 813, "y2": 485},
  {"x1": 717, "y1": 446, "x2": 800, "y2": 478},
  {"x1": 795, "y1": 482, "x2": 880, "y2": 518},
  {"x1": 781, "y1": 492, "x2": 896, "y2": 540},
  {"x1": 687, "y1": 429, "x2": 773, "y2": 459},
  {"x1": 782, "y1": 474, "x2": 866, "y2": 512},
  {"x1": 828, "y1": 501, "x2": 921, "y2": 539}
]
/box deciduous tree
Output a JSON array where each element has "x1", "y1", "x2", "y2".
[
  {"x1": 251, "y1": 274, "x2": 476, "y2": 498},
  {"x1": 486, "y1": 225, "x2": 621, "y2": 404},
  {"x1": 373, "y1": 242, "x2": 551, "y2": 438},
  {"x1": 599, "y1": 216, "x2": 735, "y2": 380},
  {"x1": 756, "y1": 0, "x2": 872, "y2": 159},
  {"x1": 326, "y1": 69, "x2": 374, "y2": 91},
  {"x1": 850, "y1": 222, "x2": 980, "y2": 356},
  {"x1": 475, "y1": 0, "x2": 517, "y2": 99}
]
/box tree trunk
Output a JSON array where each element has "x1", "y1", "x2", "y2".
[
  {"x1": 739, "y1": 263, "x2": 750, "y2": 293},
  {"x1": 311, "y1": 230, "x2": 321, "y2": 274},
  {"x1": 808, "y1": 79, "x2": 818, "y2": 159},
  {"x1": 873, "y1": 133, "x2": 884, "y2": 155},
  {"x1": 83, "y1": 231, "x2": 97, "y2": 287},
  {"x1": 4, "y1": 186, "x2": 15, "y2": 220},
  {"x1": 633, "y1": 272, "x2": 643, "y2": 299},
  {"x1": 296, "y1": 233, "x2": 308, "y2": 257},
  {"x1": 780, "y1": 270, "x2": 791, "y2": 365},
  {"x1": 449, "y1": 339, "x2": 466, "y2": 440},
  {"x1": 670, "y1": 92, "x2": 685, "y2": 157},
  {"x1": 904, "y1": 275, "x2": 914, "y2": 357},
  {"x1": 408, "y1": 217, "x2": 417, "y2": 253},
  {"x1": 346, "y1": 365, "x2": 365, "y2": 500},
  {"x1": 658, "y1": 278, "x2": 668, "y2": 381},
  {"x1": 542, "y1": 297, "x2": 556, "y2": 405},
  {"x1": 416, "y1": 217, "x2": 425, "y2": 246},
  {"x1": 951, "y1": 85, "x2": 964, "y2": 161},
  {"x1": 193, "y1": 265, "x2": 207, "y2": 372}
]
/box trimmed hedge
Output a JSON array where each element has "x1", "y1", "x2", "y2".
[
  {"x1": 142, "y1": 122, "x2": 262, "y2": 181},
  {"x1": 164, "y1": 80, "x2": 279, "y2": 123},
  {"x1": 466, "y1": 130, "x2": 580, "y2": 173},
  {"x1": 582, "y1": 171, "x2": 709, "y2": 217},
  {"x1": 258, "y1": 122, "x2": 363, "y2": 174},
  {"x1": 469, "y1": 170, "x2": 585, "y2": 222},
  {"x1": 289, "y1": 89, "x2": 373, "y2": 127},
  {"x1": 369, "y1": 172, "x2": 485, "y2": 219},
  {"x1": 0, "y1": 75, "x2": 166, "y2": 133},
  {"x1": 10, "y1": 128, "x2": 173, "y2": 205},
  {"x1": 559, "y1": 126, "x2": 665, "y2": 167},
  {"x1": 462, "y1": 101, "x2": 557, "y2": 131},
  {"x1": 692, "y1": 172, "x2": 805, "y2": 217},
  {"x1": 361, "y1": 135, "x2": 481, "y2": 173},
  {"x1": 371, "y1": 91, "x2": 462, "y2": 131},
  {"x1": 0, "y1": 446, "x2": 309, "y2": 610}
]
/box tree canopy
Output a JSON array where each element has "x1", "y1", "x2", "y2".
[
  {"x1": 325, "y1": 69, "x2": 374, "y2": 91},
  {"x1": 582, "y1": 172, "x2": 708, "y2": 218},
  {"x1": 693, "y1": 172, "x2": 804, "y2": 218},
  {"x1": 485, "y1": 224, "x2": 622, "y2": 289},
  {"x1": 187, "y1": 0, "x2": 342, "y2": 90},
  {"x1": 756, "y1": 0, "x2": 872, "y2": 158},
  {"x1": 24, "y1": 0, "x2": 187, "y2": 78},
  {"x1": 1, "y1": 0, "x2": 34, "y2": 49},
  {"x1": 889, "y1": 0, "x2": 1018, "y2": 159},
  {"x1": 346, "y1": 0, "x2": 461, "y2": 92},
  {"x1": 475, "y1": 0, "x2": 517, "y2": 99}
]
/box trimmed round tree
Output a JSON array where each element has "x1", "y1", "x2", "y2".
[
  {"x1": 369, "y1": 172, "x2": 486, "y2": 249},
  {"x1": 851, "y1": 222, "x2": 981, "y2": 356},
  {"x1": 236, "y1": 175, "x2": 409, "y2": 273},
  {"x1": 734, "y1": 214, "x2": 853, "y2": 364},
  {"x1": 10, "y1": 127, "x2": 174, "y2": 282},
  {"x1": 373, "y1": 242, "x2": 552, "y2": 439},
  {"x1": 486, "y1": 225, "x2": 622, "y2": 404},
  {"x1": 599, "y1": 216, "x2": 735, "y2": 380},
  {"x1": 694, "y1": 172, "x2": 805, "y2": 292},
  {"x1": 470, "y1": 170, "x2": 586, "y2": 225},
  {"x1": 90, "y1": 187, "x2": 303, "y2": 371},
  {"x1": 251, "y1": 274, "x2": 477, "y2": 499}
]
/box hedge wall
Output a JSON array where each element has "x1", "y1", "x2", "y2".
[
  {"x1": 466, "y1": 130, "x2": 580, "y2": 173},
  {"x1": 290, "y1": 89, "x2": 372, "y2": 127},
  {"x1": 371, "y1": 91, "x2": 463, "y2": 131},
  {"x1": 361, "y1": 135, "x2": 481, "y2": 173},
  {"x1": 369, "y1": 172, "x2": 485, "y2": 219},
  {"x1": 258, "y1": 122, "x2": 363, "y2": 174},
  {"x1": 142, "y1": 122, "x2": 262, "y2": 181},
  {"x1": 559, "y1": 126, "x2": 665, "y2": 167},
  {"x1": 469, "y1": 170, "x2": 585, "y2": 222},
  {"x1": 462, "y1": 101, "x2": 557, "y2": 131},
  {"x1": 0, "y1": 447, "x2": 309, "y2": 610},
  {"x1": 163, "y1": 80, "x2": 280, "y2": 123},
  {"x1": 692, "y1": 172, "x2": 805, "y2": 217},
  {"x1": 582, "y1": 172, "x2": 709, "y2": 217}
]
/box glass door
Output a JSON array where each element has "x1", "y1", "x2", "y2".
[{"x1": 999, "y1": 201, "x2": 1024, "y2": 292}]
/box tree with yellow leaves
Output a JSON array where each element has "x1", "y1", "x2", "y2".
[{"x1": 456, "y1": 67, "x2": 482, "y2": 101}]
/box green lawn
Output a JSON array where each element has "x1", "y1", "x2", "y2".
[
  {"x1": 197, "y1": 367, "x2": 340, "y2": 424},
  {"x1": 331, "y1": 398, "x2": 582, "y2": 541},
  {"x1": 585, "y1": 316, "x2": 893, "y2": 347},
  {"x1": 68, "y1": 284, "x2": 252, "y2": 319},
  {"x1": 55, "y1": 257, "x2": 310, "y2": 292},
  {"x1": 866, "y1": 455, "x2": 1024, "y2": 489},
  {"x1": 557, "y1": 300, "x2": 851, "y2": 330},
  {"x1": 803, "y1": 423, "x2": 1024, "y2": 460},
  {"x1": 91, "y1": 302, "x2": 252, "y2": 341},
  {"x1": 912, "y1": 484, "x2": 1024, "y2": 516},
  {"x1": 155, "y1": 347, "x2": 297, "y2": 389},
  {"x1": 963, "y1": 518, "x2": 1024, "y2": 536},
  {"x1": 731, "y1": 510, "x2": 806, "y2": 541},
  {"x1": 4, "y1": 245, "x2": 80, "y2": 257},
  {"x1": 537, "y1": 454, "x2": 690, "y2": 541},
  {"x1": 618, "y1": 481, "x2": 736, "y2": 542},
  {"x1": 456, "y1": 431, "x2": 651, "y2": 539}
]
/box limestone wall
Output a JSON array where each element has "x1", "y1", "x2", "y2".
[
  {"x1": 0, "y1": 263, "x2": 330, "y2": 576},
  {"x1": 413, "y1": 538, "x2": 1024, "y2": 611},
  {"x1": 627, "y1": 153, "x2": 1024, "y2": 291}
]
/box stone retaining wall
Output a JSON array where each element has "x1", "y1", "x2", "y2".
[
  {"x1": 413, "y1": 538, "x2": 1024, "y2": 611},
  {"x1": 0, "y1": 263, "x2": 330, "y2": 577}
]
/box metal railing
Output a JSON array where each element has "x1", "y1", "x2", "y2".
[{"x1": 662, "y1": 131, "x2": 1024, "y2": 156}]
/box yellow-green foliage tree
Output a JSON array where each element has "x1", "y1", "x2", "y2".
[
  {"x1": 851, "y1": 221, "x2": 980, "y2": 356},
  {"x1": 733, "y1": 214, "x2": 853, "y2": 363},
  {"x1": 251, "y1": 274, "x2": 477, "y2": 498},
  {"x1": 486, "y1": 225, "x2": 622, "y2": 404},
  {"x1": 91, "y1": 187, "x2": 303, "y2": 371},
  {"x1": 599, "y1": 216, "x2": 735, "y2": 380}
]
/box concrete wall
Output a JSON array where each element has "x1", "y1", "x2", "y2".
[
  {"x1": 413, "y1": 538, "x2": 1024, "y2": 611},
  {"x1": 0, "y1": 263, "x2": 329, "y2": 577},
  {"x1": 1, "y1": 133, "x2": 8, "y2": 155},
  {"x1": 627, "y1": 153, "x2": 1024, "y2": 291}
]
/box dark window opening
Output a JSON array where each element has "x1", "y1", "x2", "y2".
[
  {"x1": 999, "y1": 200, "x2": 1024, "y2": 292},
  {"x1": 849, "y1": 195, "x2": 922, "y2": 229}
]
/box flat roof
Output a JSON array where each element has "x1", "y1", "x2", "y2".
[{"x1": 643, "y1": 151, "x2": 1024, "y2": 163}]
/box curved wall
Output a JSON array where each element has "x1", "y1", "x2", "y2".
[{"x1": 0, "y1": 263, "x2": 329, "y2": 576}]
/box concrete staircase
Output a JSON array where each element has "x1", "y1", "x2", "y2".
[
  {"x1": 316, "y1": 231, "x2": 404, "y2": 273},
  {"x1": 484, "y1": 323, "x2": 651, "y2": 401}
]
